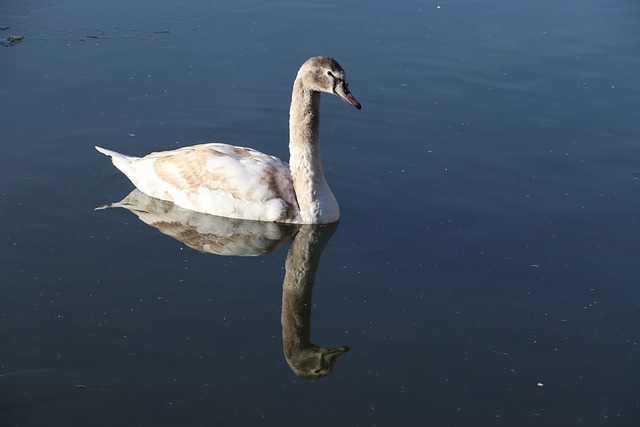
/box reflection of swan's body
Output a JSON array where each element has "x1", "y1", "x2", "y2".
[
  {"x1": 96, "y1": 56, "x2": 361, "y2": 224},
  {"x1": 281, "y1": 223, "x2": 349, "y2": 379},
  {"x1": 98, "y1": 194, "x2": 350, "y2": 378},
  {"x1": 98, "y1": 189, "x2": 297, "y2": 256}
]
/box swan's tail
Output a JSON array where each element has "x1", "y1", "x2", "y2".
[
  {"x1": 94, "y1": 201, "x2": 125, "y2": 211},
  {"x1": 95, "y1": 146, "x2": 139, "y2": 173}
]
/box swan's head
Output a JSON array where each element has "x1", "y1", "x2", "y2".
[
  {"x1": 286, "y1": 344, "x2": 350, "y2": 380},
  {"x1": 298, "y1": 56, "x2": 362, "y2": 110}
]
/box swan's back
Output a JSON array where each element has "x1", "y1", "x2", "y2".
[{"x1": 96, "y1": 143, "x2": 301, "y2": 223}]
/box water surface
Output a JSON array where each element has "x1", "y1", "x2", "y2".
[{"x1": 2, "y1": 0, "x2": 640, "y2": 425}]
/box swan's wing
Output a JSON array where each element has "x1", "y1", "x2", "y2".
[{"x1": 123, "y1": 143, "x2": 300, "y2": 222}]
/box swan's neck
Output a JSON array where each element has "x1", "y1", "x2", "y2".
[{"x1": 288, "y1": 80, "x2": 339, "y2": 224}]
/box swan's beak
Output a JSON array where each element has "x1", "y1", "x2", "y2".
[
  {"x1": 323, "y1": 345, "x2": 350, "y2": 359},
  {"x1": 335, "y1": 82, "x2": 362, "y2": 110}
]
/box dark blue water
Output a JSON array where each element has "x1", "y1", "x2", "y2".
[{"x1": 2, "y1": 0, "x2": 640, "y2": 425}]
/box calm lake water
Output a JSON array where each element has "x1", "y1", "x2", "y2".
[{"x1": 2, "y1": 0, "x2": 640, "y2": 425}]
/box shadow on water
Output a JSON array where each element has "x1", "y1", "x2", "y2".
[{"x1": 101, "y1": 189, "x2": 350, "y2": 379}]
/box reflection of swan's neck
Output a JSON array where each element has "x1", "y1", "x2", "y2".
[
  {"x1": 288, "y1": 79, "x2": 338, "y2": 224},
  {"x1": 281, "y1": 226, "x2": 318, "y2": 350},
  {"x1": 281, "y1": 224, "x2": 347, "y2": 379}
]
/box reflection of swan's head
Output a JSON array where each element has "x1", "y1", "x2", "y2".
[{"x1": 286, "y1": 345, "x2": 350, "y2": 380}]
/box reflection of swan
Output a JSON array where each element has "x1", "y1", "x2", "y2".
[
  {"x1": 98, "y1": 193, "x2": 350, "y2": 378},
  {"x1": 96, "y1": 56, "x2": 361, "y2": 224},
  {"x1": 281, "y1": 223, "x2": 349, "y2": 379},
  {"x1": 97, "y1": 189, "x2": 298, "y2": 256}
]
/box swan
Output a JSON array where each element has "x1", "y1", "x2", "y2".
[{"x1": 96, "y1": 56, "x2": 361, "y2": 224}]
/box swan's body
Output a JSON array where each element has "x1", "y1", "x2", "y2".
[{"x1": 96, "y1": 56, "x2": 360, "y2": 224}]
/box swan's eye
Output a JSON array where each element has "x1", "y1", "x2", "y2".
[{"x1": 326, "y1": 71, "x2": 334, "y2": 78}]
